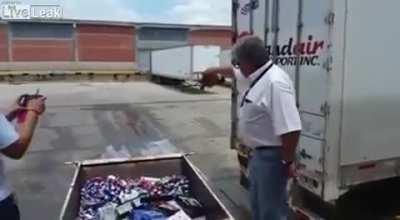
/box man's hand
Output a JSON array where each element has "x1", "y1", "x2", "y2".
[
  {"x1": 201, "y1": 72, "x2": 221, "y2": 88},
  {"x1": 200, "y1": 66, "x2": 234, "y2": 88},
  {"x1": 26, "y1": 97, "x2": 46, "y2": 115},
  {"x1": 285, "y1": 162, "x2": 298, "y2": 179}
]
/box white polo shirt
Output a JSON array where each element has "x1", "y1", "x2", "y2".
[
  {"x1": 238, "y1": 61, "x2": 302, "y2": 148},
  {"x1": 233, "y1": 68, "x2": 250, "y2": 111},
  {"x1": 0, "y1": 113, "x2": 19, "y2": 201}
]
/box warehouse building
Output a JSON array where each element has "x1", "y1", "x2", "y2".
[{"x1": 0, "y1": 20, "x2": 232, "y2": 74}]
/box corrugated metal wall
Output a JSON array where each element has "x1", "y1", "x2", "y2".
[
  {"x1": 10, "y1": 22, "x2": 74, "y2": 61},
  {"x1": 189, "y1": 29, "x2": 232, "y2": 49},
  {"x1": 77, "y1": 24, "x2": 135, "y2": 62},
  {"x1": 136, "y1": 27, "x2": 188, "y2": 50},
  {"x1": 11, "y1": 23, "x2": 73, "y2": 38},
  {"x1": 138, "y1": 27, "x2": 188, "y2": 41},
  {"x1": 136, "y1": 27, "x2": 190, "y2": 72}
]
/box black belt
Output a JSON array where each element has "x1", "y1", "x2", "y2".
[{"x1": 254, "y1": 146, "x2": 280, "y2": 151}]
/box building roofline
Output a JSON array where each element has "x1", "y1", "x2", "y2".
[{"x1": 0, "y1": 18, "x2": 231, "y2": 30}]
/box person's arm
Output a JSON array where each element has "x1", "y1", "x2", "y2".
[
  {"x1": 1, "y1": 98, "x2": 45, "y2": 159},
  {"x1": 269, "y1": 81, "x2": 302, "y2": 163},
  {"x1": 5, "y1": 111, "x2": 18, "y2": 122},
  {"x1": 203, "y1": 66, "x2": 234, "y2": 78},
  {"x1": 201, "y1": 66, "x2": 235, "y2": 87},
  {"x1": 5, "y1": 100, "x2": 23, "y2": 122},
  {"x1": 281, "y1": 131, "x2": 301, "y2": 163}
]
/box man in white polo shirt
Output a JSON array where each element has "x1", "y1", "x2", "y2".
[
  {"x1": 0, "y1": 96, "x2": 45, "y2": 220},
  {"x1": 202, "y1": 36, "x2": 301, "y2": 220}
]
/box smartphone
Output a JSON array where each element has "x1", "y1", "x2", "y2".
[{"x1": 17, "y1": 89, "x2": 41, "y2": 123}]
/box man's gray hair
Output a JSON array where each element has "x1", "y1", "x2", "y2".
[{"x1": 231, "y1": 36, "x2": 269, "y2": 67}]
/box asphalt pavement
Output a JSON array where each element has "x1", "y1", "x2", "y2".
[{"x1": 0, "y1": 81, "x2": 250, "y2": 220}]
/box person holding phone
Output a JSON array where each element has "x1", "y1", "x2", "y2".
[{"x1": 0, "y1": 94, "x2": 46, "y2": 220}]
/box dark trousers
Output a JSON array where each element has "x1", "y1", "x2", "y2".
[{"x1": 0, "y1": 195, "x2": 20, "y2": 220}]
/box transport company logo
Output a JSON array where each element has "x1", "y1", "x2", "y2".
[
  {"x1": 237, "y1": 32, "x2": 325, "y2": 67},
  {"x1": 1, "y1": 2, "x2": 62, "y2": 20},
  {"x1": 269, "y1": 35, "x2": 325, "y2": 66}
]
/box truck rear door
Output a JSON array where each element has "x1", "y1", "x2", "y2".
[{"x1": 294, "y1": 0, "x2": 332, "y2": 196}]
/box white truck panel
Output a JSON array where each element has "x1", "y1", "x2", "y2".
[
  {"x1": 297, "y1": 0, "x2": 332, "y2": 198},
  {"x1": 298, "y1": 0, "x2": 331, "y2": 116},
  {"x1": 252, "y1": 0, "x2": 267, "y2": 42},
  {"x1": 323, "y1": 0, "x2": 346, "y2": 201},
  {"x1": 151, "y1": 46, "x2": 191, "y2": 80},
  {"x1": 138, "y1": 50, "x2": 151, "y2": 73},
  {"x1": 219, "y1": 49, "x2": 231, "y2": 67},
  {"x1": 340, "y1": 0, "x2": 400, "y2": 164},
  {"x1": 274, "y1": 0, "x2": 299, "y2": 81},
  {"x1": 236, "y1": 0, "x2": 252, "y2": 36},
  {"x1": 192, "y1": 46, "x2": 221, "y2": 73},
  {"x1": 265, "y1": 0, "x2": 274, "y2": 53}
]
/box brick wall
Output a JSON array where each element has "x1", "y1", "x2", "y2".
[
  {"x1": 10, "y1": 23, "x2": 74, "y2": 61},
  {"x1": 12, "y1": 40, "x2": 74, "y2": 61},
  {"x1": 77, "y1": 24, "x2": 135, "y2": 62},
  {"x1": 0, "y1": 25, "x2": 8, "y2": 61}
]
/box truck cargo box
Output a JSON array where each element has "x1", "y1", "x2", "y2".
[
  {"x1": 60, "y1": 154, "x2": 233, "y2": 220},
  {"x1": 150, "y1": 45, "x2": 221, "y2": 81},
  {"x1": 232, "y1": 0, "x2": 400, "y2": 202}
]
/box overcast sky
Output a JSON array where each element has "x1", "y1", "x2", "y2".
[{"x1": 11, "y1": 0, "x2": 231, "y2": 25}]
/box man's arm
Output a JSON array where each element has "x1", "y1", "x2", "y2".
[
  {"x1": 5, "y1": 111, "x2": 17, "y2": 122},
  {"x1": 5, "y1": 101, "x2": 22, "y2": 122},
  {"x1": 281, "y1": 131, "x2": 301, "y2": 162},
  {"x1": 201, "y1": 66, "x2": 234, "y2": 87},
  {"x1": 1, "y1": 98, "x2": 45, "y2": 159},
  {"x1": 203, "y1": 66, "x2": 234, "y2": 78},
  {"x1": 269, "y1": 81, "x2": 302, "y2": 163},
  {"x1": 2, "y1": 111, "x2": 39, "y2": 159}
]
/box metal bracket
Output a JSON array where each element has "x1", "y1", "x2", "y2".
[
  {"x1": 325, "y1": 12, "x2": 335, "y2": 25},
  {"x1": 64, "y1": 161, "x2": 81, "y2": 168},
  {"x1": 271, "y1": 26, "x2": 280, "y2": 33},
  {"x1": 320, "y1": 102, "x2": 331, "y2": 116},
  {"x1": 184, "y1": 152, "x2": 195, "y2": 157},
  {"x1": 250, "y1": 0, "x2": 260, "y2": 9},
  {"x1": 265, "y1": 27, "x2": 270, "y2": 35},
  {"x1": 297, "y1": 22, "x2": 304, "y2": 29},
  {"x1": 232, "y1": 0, "x2": 239, "y2": 10},
  {"x1": 322, "y1": 56, "x2": 333, "y2": 72}
]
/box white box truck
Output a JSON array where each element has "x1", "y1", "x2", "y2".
[
  {"x1": 150, "y1": 45, "x2": 221, "y2": 83},
  {"x1": 219, "y1": 49, "x2": 232, "y2": 67},
  {"x1": 233, "y1": 0, "x2": 400, "y2": 219}
]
